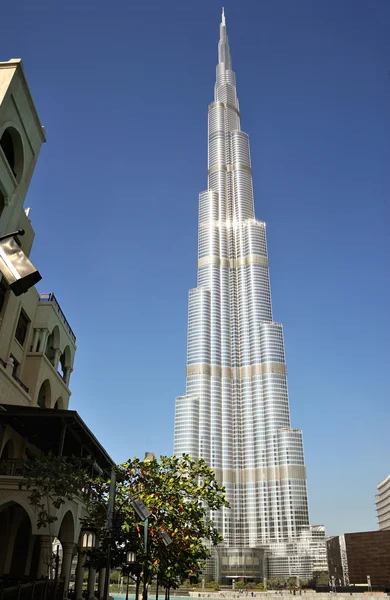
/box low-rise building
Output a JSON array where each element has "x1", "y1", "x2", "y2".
[
  {"x1": 376, "y1": 475, "x2": 390, "y2": 531},
  {"x1": 327, "y1": 531, "x2": 390, "y2": 587}
]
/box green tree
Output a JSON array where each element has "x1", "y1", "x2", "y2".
[
  {"x1": 256, "y1": 582, "x2": 264, "y2": 590},
  {"x1": 309, "y1": 571, "x2": 329, "y2": 587},
  {"x1": 206, "y1": 581, "x2": 220, "y2": 591},
  {"x1": 83, "y1": 454, "x2": 228, "y2": 598},
  {"x1": 19, "y1": 455, "x2": 94, "y2": 573},
  {"x1": 267, "y1": 578, "x2": 285, "y2": 590},
  {"x1": 19, "y1": 453, "x2": 228, "y2": 599},
  {"x1": 19, "y1": 455, "x2": 93, "y2": 528},
  {"x1": 287, "y1": 577, "x2": 297, "y2": 590}
]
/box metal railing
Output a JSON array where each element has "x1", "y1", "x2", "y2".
[
  {"x1": 0, "y1": 579, "x2": 64, "y2": 600},
  {"x1": 12, "y1": 373, "x2": 29, "y2": 393},
  {"x1": 0, "y1": 357, "x2": 29, "y2": 393},
  {"x1": 0, "y1": 459, "x2": 29, "y2": 477},
  {"x1": 39, "y1": 293, "x2": 76, "y2": 343}
]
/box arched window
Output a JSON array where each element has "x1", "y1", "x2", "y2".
[
  {"x1": 45, "y1": 326, "x2": 60, "y2": 365},
  {"x1": 0, "y1": 127, "x2": 24, "y2": 182},
  {"x1": 0, "y1": 438, "x2": 15, "y2": 459},
  {"x1": 54, "y1": 397, "x2": 64, "y2": 410},
  {"x1": 37, "y1": 379, "x2": 51, "y2": 408}
]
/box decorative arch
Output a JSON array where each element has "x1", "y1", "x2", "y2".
[
  {"x1": 0, "y1": 125, "x2": 24, "y2": 182},
  {"x1": 37, "y1": 379, "x2": 51, "y2": 408},
  {"x1": 57, "y1": 510, "x2": 75, "y2": 545},
  {"x1": 58, "y1": 345, "x2": 72, "y2": 380},
  {"x1": 0, "y1": 438, "x2": 15, "y2": 459},
  {"x1": 54, "y1": 396, "x2": 64, "y2": 410},
  {"x1": 0, "y1": 501, "x2": 33, "y2": 577},
  {"x1": 45, "y1": 325, "x2": 60, "y2": 364}
]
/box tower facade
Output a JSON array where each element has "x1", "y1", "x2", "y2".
[{"x1": 174, "y1": 13, "x2": 315, "y2": 577}]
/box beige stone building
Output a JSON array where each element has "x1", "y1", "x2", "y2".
[
  {"x1": 0, "y1": 59, "x2": 75, "y2": 412},
  {"x1": 0, "y1": 59, "x2": 113, "y2": 600}
]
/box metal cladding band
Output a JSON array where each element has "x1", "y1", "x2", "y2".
[{"x1": 174, "y1": 11, "x2": 311, "y2": 575}]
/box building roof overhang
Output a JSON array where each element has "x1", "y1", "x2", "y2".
[{"x1": 0, "y1": 404, "x2": 115, "y2": 474}]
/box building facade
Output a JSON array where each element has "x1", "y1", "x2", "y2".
[
  {"x1": 376, "y1": 475, "x2": 390, "y2": 531},
  {"x1": 0, "y1": 58, "x2": 114, "y2": 600},
  {"x1": 174, "y1": 12, "x2": 323, "y2": 579},
  {"x1": 0, "y1": 59, "x2": 76, "y2": 412},
  {"x1": 327, "y1": 531, "x2": 390, "y2": 587}
]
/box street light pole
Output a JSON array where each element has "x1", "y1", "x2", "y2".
[
  {"x1": 143, "y1": 517, "x2": 149, "y2": 600},
  {"x1": 126, "y1": 550, "x2": 136, "y2": 600},
  {"x1": 103, "y1": 468, "x2": 117, "y2": 600}
]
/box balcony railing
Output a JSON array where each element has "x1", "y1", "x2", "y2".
[
  {"x1": 0, "y1": 358, "x2": 29, "y2": 393},
  {"x1": 0, "y1": 458, "x2": 29, "y2": 477},
  {"x1": 0, "y1": 579, "x2": 65, "y2": 600},
  {"x1": 39, "y1": 293, "x2": 76, "y2": 343},
  {"x1": 12, "y1": 373, "x2": 29, "y2": 393}
]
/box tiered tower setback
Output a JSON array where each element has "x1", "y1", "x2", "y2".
[{"x1": 174, "y1": 11, "x2": 312, "y2": 576}]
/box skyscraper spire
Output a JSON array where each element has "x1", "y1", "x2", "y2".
[{"x1": 174, "y1": 13, "x2": 316, "y2": 581}]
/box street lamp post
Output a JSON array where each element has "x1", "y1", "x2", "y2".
[
  {"x1": 80, "y1": 529, "x2": 97, "y2": 599},
  {"x1": 81, "y1": 531, "x2": 97, "y2": 552},
  {"x1": 0, "y1": 228, "x2": 42, "y2": 294},
  {"x1": 126, "y1": 550, "x2": 137, "y2": 600},
  {"x1": 155, "y1": 532, "x2": 172, "y2": 600},
  {"x1": 130, "y1": 499, "x2": 151, "y2": 600}
]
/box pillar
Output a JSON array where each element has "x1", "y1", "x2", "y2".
[
  {"x1": 87, "y1": 565, "x2": 97, "y2": 600},
  {"x1": 32, "y1": 328, "x2": 41, "y2": 352},
  {"x1": 64, "y1": 366, "x2": 73, "y2": 387},
  {"x1": 40, "y1": 329, "x2": 49, "y2": 354},
  {"x1": 53, "y1": 348, "x2": 61, "y2": 371},
  {"x1": 74, "y1": 551, "x2": 85, "y2": 600},
  {"x1": 61, "y1": 542, "x2": 75, "y2": 594},
  {"x1": 37, "y1": 535, "x2": 52, "y2": 579},
  {"x1": 98, "y1": 569, "x2": 106, "y2": 600}
]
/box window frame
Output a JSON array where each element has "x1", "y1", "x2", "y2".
[{"x1": 14, "y1": 309, "x2": 30, "y2": 347}]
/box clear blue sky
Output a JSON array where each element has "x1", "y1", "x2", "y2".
[{"x1": 3, "y1": 0, "x2": 389, "y2": 536}]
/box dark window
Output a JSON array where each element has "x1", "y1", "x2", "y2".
[
  {"x1": 0, "y1": 278, "x2": 8, "y2": 313},
  {"x1": 15, "y1": 310, "x2": 29, "y2": 346},
  {"x1": 0, "y1": 129, "x2": 15, "y2": 175},
  {"x1": 0, "y1": 127, "x2": 24, "y2": 181}
]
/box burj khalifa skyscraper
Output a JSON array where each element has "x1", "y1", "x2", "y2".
[{"x1": 174, "y1": 10, "x2": 317, "y2": 578}]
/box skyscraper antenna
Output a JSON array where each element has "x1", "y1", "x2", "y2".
[{"x1": 222, "y1": 7, "x2": 226, "y2": 26}]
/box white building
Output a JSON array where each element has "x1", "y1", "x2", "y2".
[
  {"x1": 376, "y1": 475, "x2": 390, "y2": 531},
  {"x1": 174, "y1": 11, "x2": 321, "y2": 579}
]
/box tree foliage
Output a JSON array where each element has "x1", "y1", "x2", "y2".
[
  {"x1": 19, "y1": 455, "x2": 94, "y2": 528},
  {"x1": 267, "y1": 578, "x2": 286, "y2": 590},
  {"x1": 20, "y1": 453, "x2": 228, "y2": 594},
  {"x1": 84, "y1": 454, "x2": 229, "y2": 593}
]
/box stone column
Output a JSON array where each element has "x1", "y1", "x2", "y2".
[
  {"x1": 64, "y1": 366, "x2": 73, "y2": 387},
  {"x1": 98, "y1": 569, "x2": 106, "y2": 600},
  {"x1": 37, "y1": 535, "x2": 52, "y2": 578},
  {"x1": 53, "y1": 348, "x2": 62, "y2": 371},
  {"x1": 74, "y1": 551, "x2": 85, "y2": 600},
  {"x1": 61, "y1": 542, "x2": 75, "y2": 594},
  {"x1": 40, "y1": 329, "x2": 49, "y2": 354},
  {"x1": 32, "y1": 328, "x2": 41, "y2": 352},
  {"x1": 87, "y1": 566, "x2": 97, "y2": 600}
]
